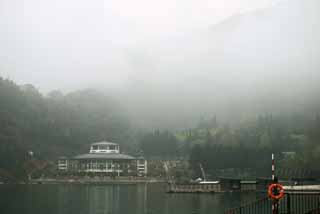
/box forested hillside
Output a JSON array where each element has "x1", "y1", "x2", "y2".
[
  {"x1": 1, "y1": 77, "x2": 320, "y2": 180},
  {"x1": 0, "y1": 77, "x2": 132, "y2": 179},
  {"x1": 139, "y1": 115, "x2": 320, "y2": 179},
  {"x1": 185, "y1": 115, "x2": 320, "y2": 178}
]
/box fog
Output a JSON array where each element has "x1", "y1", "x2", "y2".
[{"x1": 1, "y1": 0, "x2": 320, "y2": 128}]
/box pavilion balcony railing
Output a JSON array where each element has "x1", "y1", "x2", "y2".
[{"x1": 225, "y1": 192, "x2": 320, "y2": 214}]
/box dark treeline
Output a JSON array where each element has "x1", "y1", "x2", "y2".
[
  {"x1": 1, "y1": 77, "x2": 320, "y2": 180},
  {"x1": 0, "y1": 77, "x2": 133, "y2": 179},
  {"x1": 187, "y1": 115, "x2": 320, "y2": 178},
  {"x1": 139, "y1": 115, "x2": 320, "y2": 178},
  {"x1": 189, "y1": 145, "x2": 275, "y2": 177},
  {"x1": 139, "y1": 130, "x2": 178, "y2": 158}
]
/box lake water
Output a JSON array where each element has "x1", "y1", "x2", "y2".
[{"x1": 0, "y1": 184, "x2": 263, "y2": 214}]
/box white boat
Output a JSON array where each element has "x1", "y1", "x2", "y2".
[{"x1": 199, "y1": 181, "x2": 220, "y2": 184}]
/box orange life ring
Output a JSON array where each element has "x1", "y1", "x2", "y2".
[{"x1": 268, "y1": 183, "x2": 284, "y2": 200}]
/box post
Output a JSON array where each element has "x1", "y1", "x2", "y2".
[
  {"x1": 287, "y1": 193, "x2": 291, "y2": 214},
  {"x1": 317, "y1": 193, "x2": 320, "y2": 213},
  {"x1": 272, "y1": 153, "x2": 279, "y2": 214},
  {"x1": 272, "y1": 153, "x2": 275, "y2": 181}
]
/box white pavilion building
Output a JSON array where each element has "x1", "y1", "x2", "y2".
[{"x1": 58, "y1": 141, "x2": 147, "y2": 176}]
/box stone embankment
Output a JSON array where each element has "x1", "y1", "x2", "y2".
[{"x1": 30, "y1": 176, "x2": 166, "y2": 184}]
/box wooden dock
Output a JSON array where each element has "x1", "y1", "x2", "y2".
[
  {"x1": 284, "y1": 185, "x2": 320, "y2": 191},
  {"x1": 167, "y1": 179, "x2": 320, "y2": 194},
  {"x1": 167, "y1": 178, "x2": 279, "y2": 193}
]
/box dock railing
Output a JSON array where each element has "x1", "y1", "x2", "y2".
[{"x1": 225, "y1": 192, "x2": 320, "y2": 214}]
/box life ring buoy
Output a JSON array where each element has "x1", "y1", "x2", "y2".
[{"x1": 268, "y1": 183, "x2": 284, "y2": 200}]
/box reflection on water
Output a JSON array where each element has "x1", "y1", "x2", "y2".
[{"x1": 0, "y1": 184, "x2": 263, "y2": 214}]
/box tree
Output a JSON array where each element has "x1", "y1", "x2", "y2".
[{"x1": 139, "y1": 130, "x2": 178, "y2": 157}]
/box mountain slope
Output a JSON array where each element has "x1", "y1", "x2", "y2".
[{"x1": 123, "y1": 0, "x2": 320, "y2": 128}]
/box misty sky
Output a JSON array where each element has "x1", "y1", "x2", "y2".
[
  {"x1": 1, "y1": 0, "x2": 320, "y2": 128},
  {"x1": 0, "y1": 0, "x2": 280, "y2": 92}
]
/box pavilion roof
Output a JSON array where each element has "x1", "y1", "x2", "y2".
[{"x1": 72, "y1": 153, "x2": 135, "y2": 160}]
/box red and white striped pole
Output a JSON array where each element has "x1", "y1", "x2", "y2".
[
  {"x1": 272, "y1": 153, "x2": 278, "y2": 214},
  {"x1": 272, "y1": 153, "x2": 275, "y2": 181}
]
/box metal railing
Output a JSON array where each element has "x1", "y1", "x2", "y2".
[{"x1": 225, "y1": 193, "x2": 320, "y2": 214}]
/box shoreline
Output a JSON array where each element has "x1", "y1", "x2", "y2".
[{"x1": 27, "y1": 177, "x2": 167, "y2": 185}]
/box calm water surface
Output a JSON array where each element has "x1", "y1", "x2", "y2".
[{"x1": 0, "y1": 184, "x2": 263, "y2": 214}]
